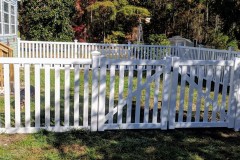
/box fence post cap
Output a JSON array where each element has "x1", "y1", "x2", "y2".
[
  {"x1": 74, "y1": 39, "x2": 78, "y2": 42},
  {"x1": 91, "y1": 51, "x2": 101, "y2": 56}
]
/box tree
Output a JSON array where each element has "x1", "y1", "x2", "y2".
[
  {"x1": 86, "y1": 1, "x2": 117, "y2": 42},
  {"x1": 148, "y1": 34, "x2": 170, "y2": 45},
  {"x1": 18, "y1": 0, "x2": 75, "y2": 41},
  {"x1": 115, "y1": 3, "x2": 150, "y2": 42}
]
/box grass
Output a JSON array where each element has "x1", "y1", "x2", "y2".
[{"x1": 0, "y1": 128, "x2": 240, "y2": 159}]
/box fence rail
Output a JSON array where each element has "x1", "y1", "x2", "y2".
[
  {"x1": 1, "y1": 52, "x2": 240, "y2": 133},
  {"x1": 18, "y1": 40, "x2": 240, "y2": 85},
  {"x1": 18, "y1": 39, "x2": 240, "y2": 60}
]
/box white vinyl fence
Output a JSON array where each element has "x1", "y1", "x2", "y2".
[
  {"x1": 18, "y1": 39, "x2": 239, "y2": 60},
  {"x1": 1, "y1": 52, "x2": 240, "y2": 133},
  {"x1": 0, "y1": 58, "x2": 92, "y2": 133}
]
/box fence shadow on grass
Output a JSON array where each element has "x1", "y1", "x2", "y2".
[{"x1": 35, "y1": 128, "x2": 240, "y2": 159}]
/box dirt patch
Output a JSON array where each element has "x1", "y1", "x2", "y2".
[
  {"x1": 59, "y1": 144, "x2": 86, "y2": 155},
  {"x1": 0, "y1": 134, "x2": 27, "y2": 146}
]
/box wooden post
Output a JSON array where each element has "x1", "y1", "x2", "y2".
[
  {"x1": 0, "y1": 49, "x2": 3, "y2": 88},
  {"x1": 0, "y1": 42, "x2": 14, "y2": 91}
]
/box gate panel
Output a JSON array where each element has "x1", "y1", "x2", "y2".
[
  {"x1": 98, "y1": 58, "x2": 172, "y2": 131},
  {"x1": 169, "y1": 60, "x2": 235, "y2": 129}
]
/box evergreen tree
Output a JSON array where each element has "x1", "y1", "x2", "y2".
[{"x1": 18, "y1": 0, "x2": 75, "y2": 41}]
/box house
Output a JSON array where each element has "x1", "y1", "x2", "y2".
[
  {"x1": 168, "y1": 36, "x2": 194, "y2": 47},
  {"x1": 0, "y1": 0, "x2": 18, "y2": 57}
]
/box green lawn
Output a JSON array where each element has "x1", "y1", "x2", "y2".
[{"x1": 0, "y1": 128, "x2": 240, "y2": 160}]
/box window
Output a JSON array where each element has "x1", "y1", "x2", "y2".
[
  {"x1": 3, "y1": 1, "x2": 9, "y2": 34},
  {"x1": 10, "y1": 4, "x2": 15, "y2": 34},
  {"x1": 0, "y1": 0, "x2": 17, "y2": 35}
]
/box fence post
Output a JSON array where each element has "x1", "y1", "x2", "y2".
[
  {"x1": 98, "y1": 54, "x2": 107, "y2": 131},
  {"x1": 17, "y1": 38, "x2": 21, "y2": 58},
  {"x1": 168, "y1": 57, "x2": 180, "y2": 129},
  {"x1": 161, "y1": 57, "x2": 173, "y2": 130},
  {"x1": 91, "y1": 51, "x2": 101, "y2": 131},
  {"x1": 233, "y1": 58, "x2": 240, "y2": 131},
  {"x1": 228, "y1": 58, "x2": 240, "y2": 129}
]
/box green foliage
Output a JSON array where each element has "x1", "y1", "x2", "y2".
[
  {"x1": 86, "y1": 1, "x2": 117, "y2": 21},
  {"x1": 19, "y1": 0, "x2": 75, "y2": 41},
  {"x1": 208, "y1": 31, "x2": 239, "y2": 50},
  {"x1": 113, "y1": 0, "x2": 129, "y2": 9},
  {"x1": 105, "y1": 31, "x2": 126, "y2": 43},
  {"x1": 148, "y1": 34, "x2": 170, "y2": 45},
  {"x1": 228, "y1": 40, "x2": 239, "y2": 51},
  {"x1": 117, "y1": 5, "x2": 150, "y2": 19},
  {"x1": 18, "y1": 0, "x2": 240, "y2": 47}
]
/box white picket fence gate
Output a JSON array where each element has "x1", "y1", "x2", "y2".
[{"x1": 1, "y1": 51, "x2": 240, "y2": 133}]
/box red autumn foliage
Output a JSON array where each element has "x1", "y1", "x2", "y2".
[{"x1": 73, "y1": 24, "x2": 87, "y2": 42}]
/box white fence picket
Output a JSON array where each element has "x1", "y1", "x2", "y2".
[
  {"x1": 212, "y1": 66, "x2": 221, "y2": 122},
  {"x1": 45, "y1": 65, "x2": 51, "y2": 127},
  {"x1": 117, "y1": 65, "x2": 125, "y2": 124},
  {"x1": 144, "y1": 66, "x2": 151, "y2": 123},
  {"x1": 35, "y1": 64, "x2": 41, "y2": 127},
  {"x1": 152, "y1": 66, "x2": 161, "y2": 124},
  {"x1": 14, "y1": 64, "x2": 21, "y2": 128},
  {"x1": 220, "y1": 66, "x2": 229, "y2": 122},
  {"x1": 108, "y1": 65, "x2": 115, "y2": 124},
  {"x1": 25, "y1": 64, "x2": 31, "y2": 127},
  {"x1": 55, "y1": 65, "x2": 61, "y2": 127},
  {"x1": 83, "y1": 65, "x2": 90, "y2": 127},
  {"x1": 135, "y1": 65, "x2": 143, "y2": 123},
  {"x1": 4, "y1": 64, "x2": 10, "y2": 129},
  {"x1": 195, "y1": 66, "x2": 204, "y2": 122},
  {"x1": 74, "y1": 65, "x2": 80, "y2": 126},
  {"x1": 203, "y1": 67, "x2": 213, "y2": 122},
  {"x1": 178, "y1": 66, "x2": 187, "y2": 123},
  {"x1": 64, "y1": 65, "x2": 70, "y2": 127},
  {"x1": 126, "y1": 66, "x2": 133, "y2": 123},
  {"x1": 187, "y1": 66, "x2": 195, "y2": 122}
]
